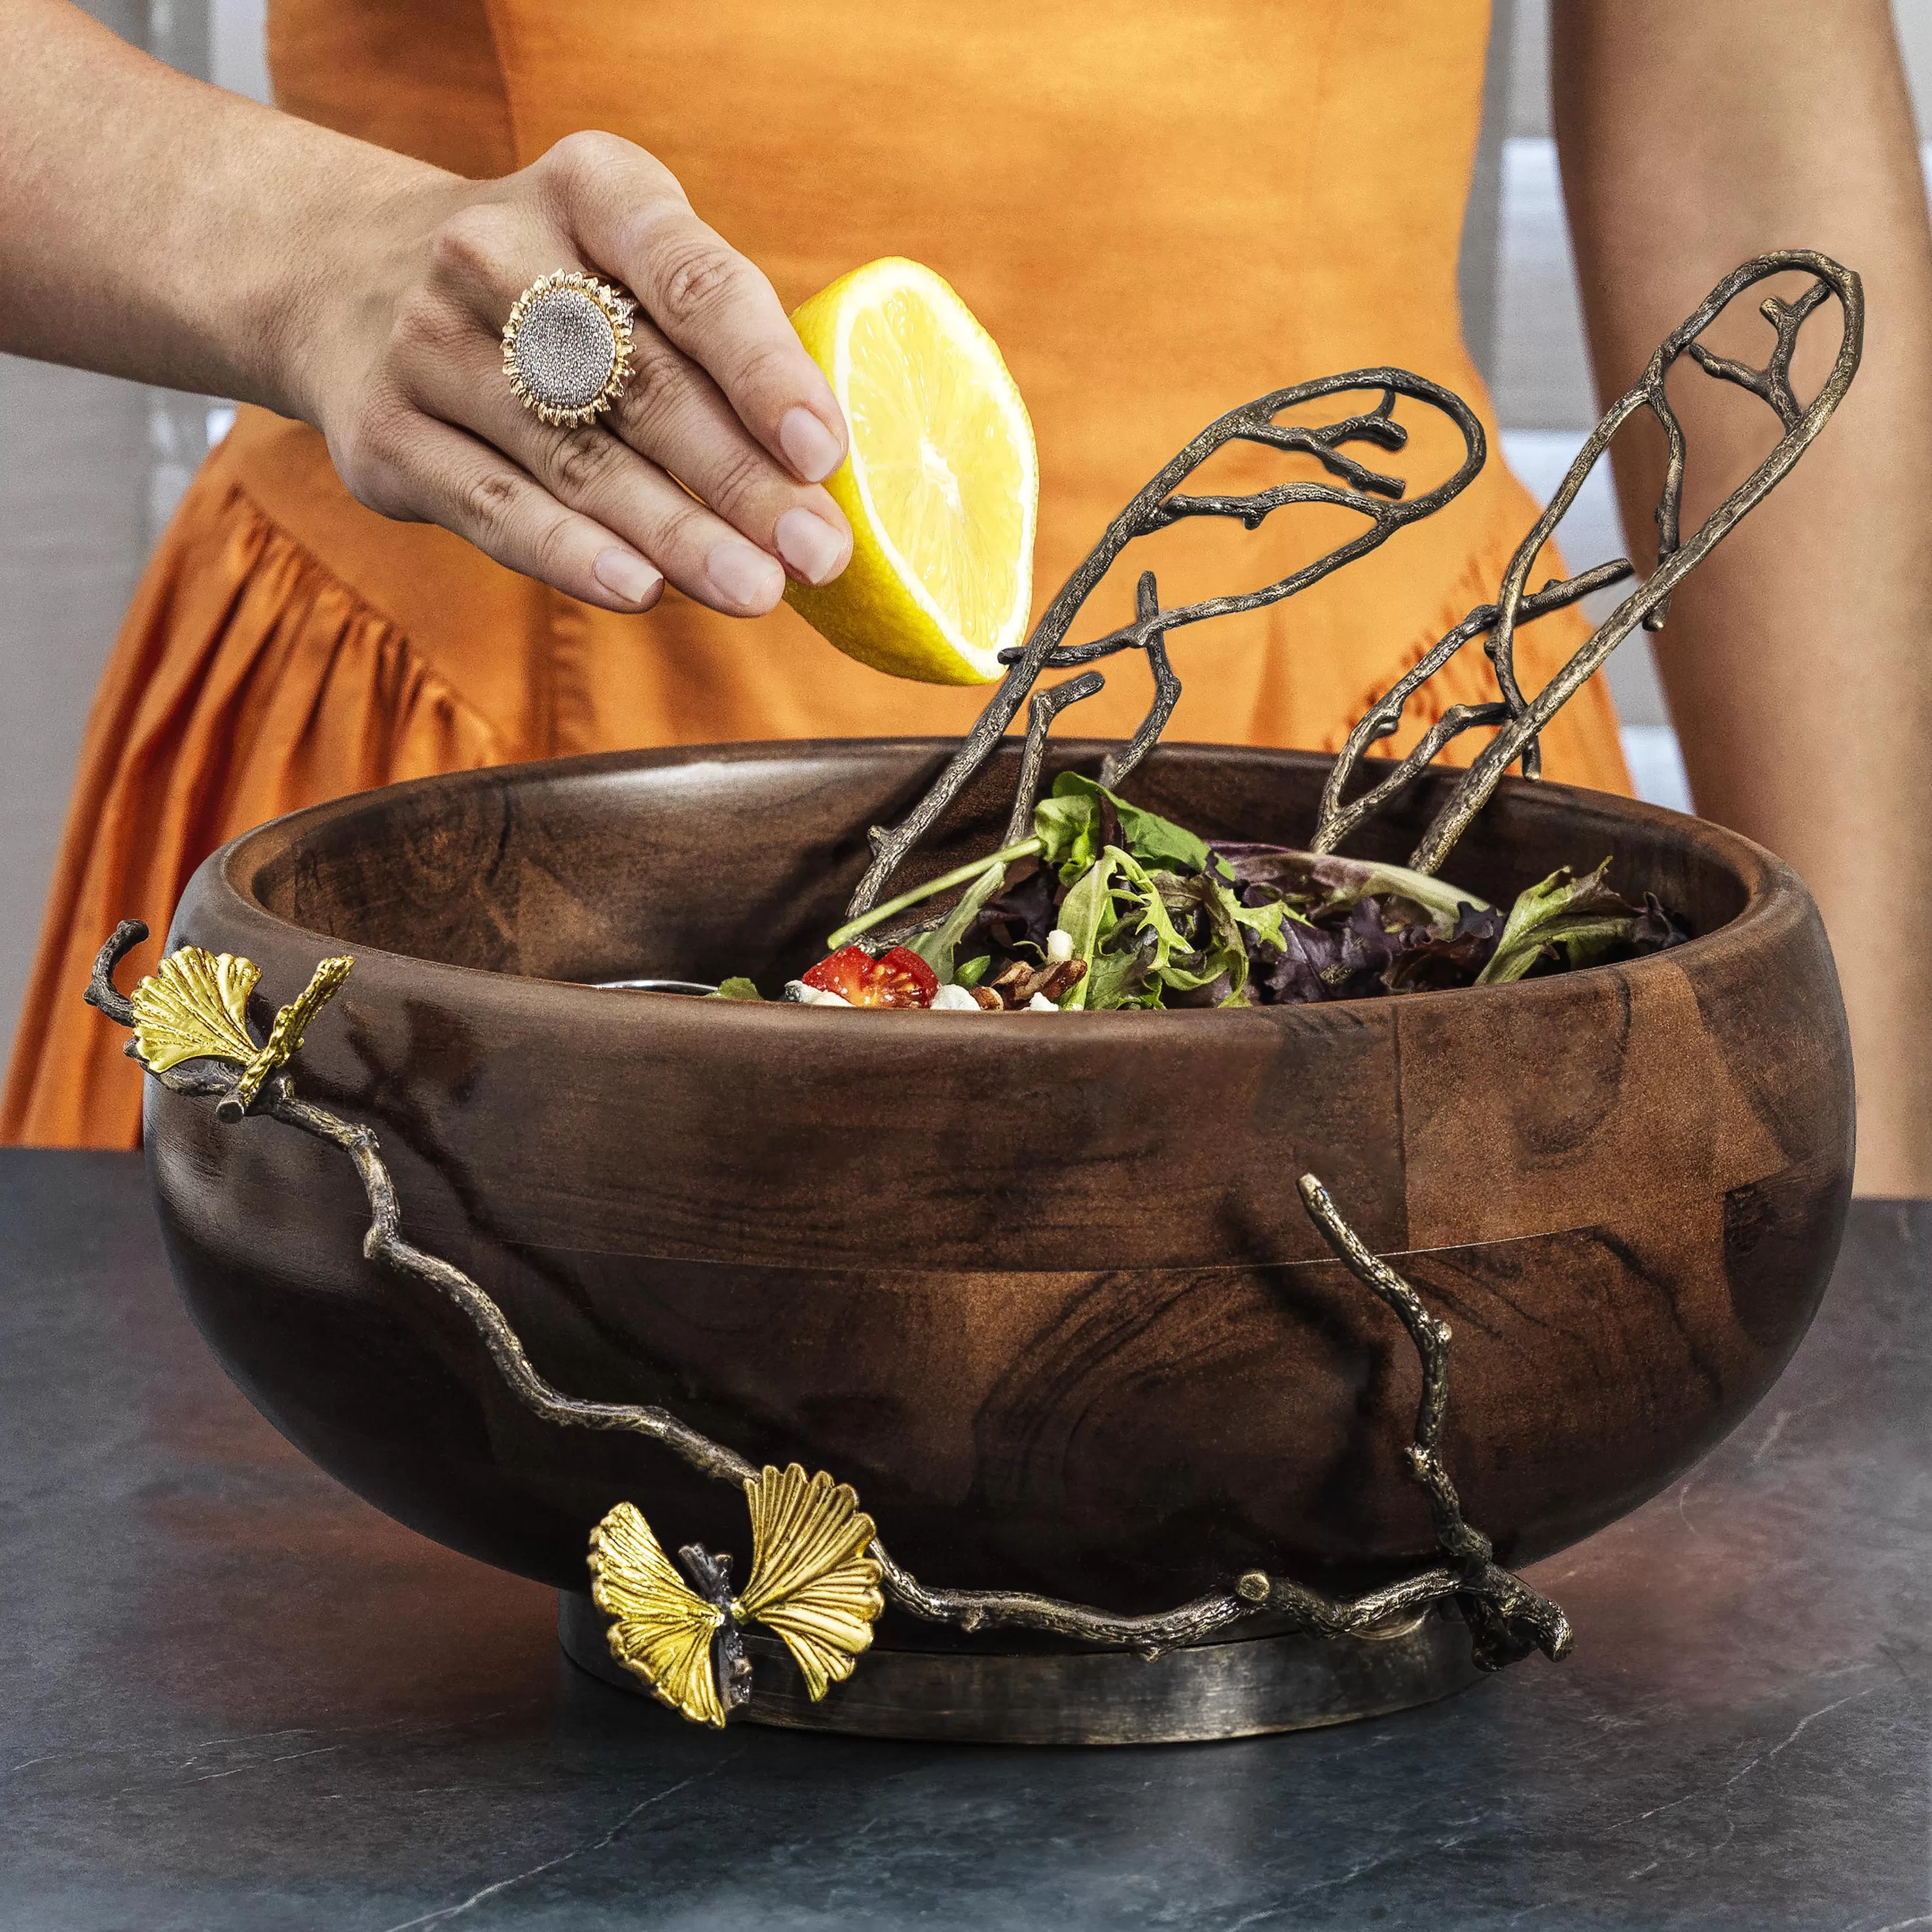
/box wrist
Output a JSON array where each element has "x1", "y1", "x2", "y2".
[{"x1": 234, "y1": 134, "x2": 459, "y2": 430}]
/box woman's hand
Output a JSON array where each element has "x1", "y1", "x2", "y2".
[
  {"x1": 0, "y1": 3, "x2": 850, "y2": 617},
  {"x1": 294, "y1": 131, "x2": 854, "y2": 617}
]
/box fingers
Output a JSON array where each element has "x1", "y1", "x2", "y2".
[
  {"x1": 352, "y1": 408, "x2": 667, "y2": 615},
  {"x1": 608, "y1": 317, "x2": 853, "y2": 589},
  {"x1": 411, "y1": 322, "x2": 850, "y2": 615},
  {"x1": 545, "y1": 133, "x2": 848, "y2": 484}
]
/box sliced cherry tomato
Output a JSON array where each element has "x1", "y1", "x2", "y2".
[{"x1": 800, "y1": 944, "x2": 938, "y2": 1008}]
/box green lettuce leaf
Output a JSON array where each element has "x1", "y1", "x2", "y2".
[
  {"x1": 1476, "y1": 860, "x2": 1645, "y2": 985},
  {"x1": 1033, "y1": 773, "x2": 1212, "y2": 884},
  {"x1": 1211, "y1": 843, "x2": 1489, "y2": 924},
  {"x1": 709, "y1": 977, "x2": 765, "y2": 1001},
  {"x1": 1144, "y1": 867, "x2": 1255, "y2": 999},
  {"x1": 1107, "y1": 850, "x2": 1195, "y2": 978},
  {"x1": 906, "y1": 857, "x2": 1014, "y2": 984},
  {"x1": 1053, "y1": 850, "x2": 1121, "y2": 1009},
  {"x1": 1084, "y1": 934, "x2": 1162, "y2": 1009}
]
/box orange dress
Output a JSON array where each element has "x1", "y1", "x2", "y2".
[{"x1": 3, "y1": 0, "x2": 1628, "y2": 1148}]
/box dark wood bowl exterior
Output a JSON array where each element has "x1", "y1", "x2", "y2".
[{"x1": 145, "y1": 741, "x2": 1853, "y2": 1632}]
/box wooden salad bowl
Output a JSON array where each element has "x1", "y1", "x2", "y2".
[{"x1": 145, "y1": 738, "x2": 1851, "y2": 1717}]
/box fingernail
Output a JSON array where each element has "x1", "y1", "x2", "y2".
[
  {"x1": 707, "y1": 537, "x2": 786, "y2": 609},
  {"x1": 592, "y1": 548, "x2": 663, "y2": 608},
  {"x1": 778, "y1": 407, "x2": 844, "y2": 483},
  {"x1": 775, "y1": 507, "x2": 850, "y2": 586}
]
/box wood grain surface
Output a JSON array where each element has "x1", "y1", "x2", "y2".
[{"x1": 143, "y1": 741, "x2": 1853, "y2": 1631}]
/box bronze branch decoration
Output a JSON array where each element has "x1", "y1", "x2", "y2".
[
  {"x1": 89, "y1": 919, "x2": 1570, "y2": 1726},
  {"x1": 852, "y1": 249, "x2": 1859, "y2": 917},
  {"x1": 845, "y1": 370, "x2": 1488, "y2": 919}
]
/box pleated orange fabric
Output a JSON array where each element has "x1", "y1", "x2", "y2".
[{"x1": 4, "y1": 0, "x2": 1629, "y2": 1147}]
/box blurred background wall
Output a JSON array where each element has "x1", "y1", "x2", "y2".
[{"x1": 1, "y1": 0, "x2": 1927, "y2": 1090}]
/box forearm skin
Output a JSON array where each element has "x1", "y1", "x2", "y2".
[
  {"x1": 1555, "y1": 0, "x2": 1932, "y2": 1196},
  {"x1": 0, "y1": 0, "x2": 447, "y2": 418}
]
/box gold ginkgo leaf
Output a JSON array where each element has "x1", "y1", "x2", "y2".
[
  {"x1": 735, "y1": 1463, "x2": 884, "y2": 1700},
  {"x1": 130, "y1": 946, "x2": 261, "y2": 1072},
  {"x1": 589, "y1": 1502, "x2": 728, "y2": 1728}
]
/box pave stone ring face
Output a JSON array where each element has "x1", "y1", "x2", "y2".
[{"x1": 502, "y1": 270, "x2": 636, "y2": 428}]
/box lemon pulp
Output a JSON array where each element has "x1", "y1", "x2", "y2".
[{"x1": 785, "y1": 258, "x2": 1036, "y2": 685}]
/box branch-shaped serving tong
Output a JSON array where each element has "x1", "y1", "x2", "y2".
[
  {"x1": 1318, "y1": 249, "x2": 1862, "y2": 874},
  {"x1": 845, "y1": 371, "x2": 1487, "y2": 919}
]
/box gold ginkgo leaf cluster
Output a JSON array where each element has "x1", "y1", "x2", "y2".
[
  {"x1": 130, "y1": 945, "x2": 261, "y2": 1072},
  {"x1": 128, "y1": 944, "x2": 354, "y2": 1116},
  {"x1": 589, "y1": 1463, "x2": 884, "y2": 1728}
]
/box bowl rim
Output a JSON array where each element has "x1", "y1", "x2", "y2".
[{"x1": 192, "y1": 736, "x2": 1815, "y2": 1035}]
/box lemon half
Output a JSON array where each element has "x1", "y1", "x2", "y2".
[{"x1": 784, "y1": 258, "x2": 1037, "y2": 685}]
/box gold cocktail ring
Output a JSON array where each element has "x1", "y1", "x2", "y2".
[{"x1": 501, "y1": 270, "x2": 636, "y2": 428}]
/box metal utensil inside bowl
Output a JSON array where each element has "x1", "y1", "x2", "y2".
[{"x1": 591, "y1": 977, "x2": 719, "y2": 994}]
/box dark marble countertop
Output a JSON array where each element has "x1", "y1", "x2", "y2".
[{"x1": 1, "y1": 1149, "x2": 1926, "y2": 1930}]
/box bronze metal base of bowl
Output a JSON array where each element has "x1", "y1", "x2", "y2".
[{"x1": 557, "y1": 1590, "x2": 1481, "y2": 1745}]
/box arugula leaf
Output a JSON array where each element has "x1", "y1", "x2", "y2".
[
  {"x1": 1476, "y1": 860, "x2": 1645, "y2": 985},
  {"x1": 1233, "y1": 895, "x2": 1292, "y2": 952},
  {"x1": 1034, "y1": 773, "x2": 1212, "y2": 884},
  {"x1": 709, "y1": 977, "x2": 765, "y2": 1001},
  {"x1": 906, "y1": 857, "x2": 1013, "y2": 984},
  {"x1": 1107, "y1": 850, "x2": 1194, "y2": 977},
  {"x1": 1058, "y1": 847, "x2": 1206, "y2": 1009}
]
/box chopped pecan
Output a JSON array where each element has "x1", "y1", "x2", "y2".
[
  {"x1": 1008, "y1": 957, "x2": 1089, "y2": 1006},
  {"x1": 976, "y1": 954, "x2": 1090, "y2": 1009},
  {"x1": 1034, "y1": 958, "x2": 1089, "y2": 1003}
]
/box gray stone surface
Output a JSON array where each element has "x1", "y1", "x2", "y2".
[{"x1": 0, "y1": 1150, "x2": 1925, "y2": 1929}]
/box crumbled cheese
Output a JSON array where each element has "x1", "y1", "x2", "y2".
[
  {"x1": 1046, "y1": 928, "x2": 1074, "y2": 963},
  {"x1": 1027, "y1": 992, "x2": 1059, "y2": 1011},
  {"x1": 930, "y1": 983, "x2": 986, "y2": 1011},
  {"x1": 784, "y1": 980, "x2": 851, "y2": 1007}
]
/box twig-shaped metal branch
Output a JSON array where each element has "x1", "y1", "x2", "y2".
[
  {"x1": 1408, "y1": 253, "x2": 1857, "y2": 869},
  {"x1": 1309, "y1": 251, "x2": 1859, "y2": 873},
  {"x1": 91, "y1": 922, "x2": 1569, "y2": 1675},
  {"x1": 1310, "y1": 560, "x2": 1632, "y2": 856},
  {"x1": 1284, "y1": 1176, "x2": 1572, "y2": 1668},
  {"x1": 843, "y1": 371, "x2": 1485, "y2": 919},
  {"x1": 1097, "y1": 572, "x2": 1182, "y2": 793},
  {"x1": 90, "y1": 922, "x2": 755, "y2": 1485},
  {"x1": 1002, "y1": 670, "x2": 1106, "y2": 845},
  {"x1": 1686, "y1": 280, "x2": 1831, "y2": 429}
]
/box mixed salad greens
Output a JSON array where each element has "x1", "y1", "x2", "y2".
[{"x1": 712, "y1": 774, "x2": 1687, "y2": 1012}]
